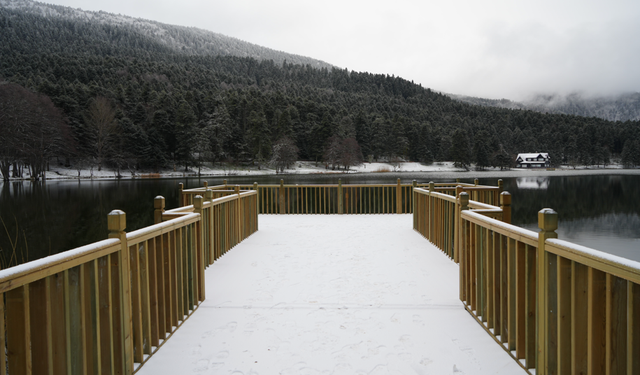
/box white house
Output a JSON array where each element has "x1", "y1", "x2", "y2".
[{"x1": 515, "y1": 153, "x2": 550, "y2": 168}]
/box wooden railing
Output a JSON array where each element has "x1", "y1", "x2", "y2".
[
  {"x1": 415, "y1": 184, "x2": 640, "y2": 375},
  {"x1": 180, "y1": 179, "x2": 503, "y2": 215},
  {"x1": 413, "y1": 182, "x2": 511, "y2": 262},
  {"x1": 0, "y1": 188, "x2": 258, "y2": 374}
]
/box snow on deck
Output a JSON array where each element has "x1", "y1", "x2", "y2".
[{"x1": 137, "y1": 215, "x2": 526, "y2": 375}]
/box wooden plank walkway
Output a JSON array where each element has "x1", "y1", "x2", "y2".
[{"x1": 137, "y1": 215, "x2": 526, "y2": 374}]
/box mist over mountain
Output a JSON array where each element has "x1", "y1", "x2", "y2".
[
  {"x1": 0, "y1": 0, "x2": 333, "y2": 69},
  {"x1": 451, "y1": 92, "x2": 640, "y2": 122}
]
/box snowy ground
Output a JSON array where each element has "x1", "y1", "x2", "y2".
[
  {"x1": 137, "y1": 215, "x2": 526, "y2": 375},
  {"x1": 11, "y1": 160, "x2": 640, "y2": 181}
]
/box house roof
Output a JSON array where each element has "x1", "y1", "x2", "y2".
[{"x1": 516, "y1": 153, "x2": 549, "y2": 160}]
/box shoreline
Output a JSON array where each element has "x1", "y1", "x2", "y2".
[{"x1": 2, "y1": 161, "x2": 640, "y2": 183}]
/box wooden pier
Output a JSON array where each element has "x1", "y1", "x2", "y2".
[{"x1": 0, "y1": 179, "x2": 638, "y2": 374}]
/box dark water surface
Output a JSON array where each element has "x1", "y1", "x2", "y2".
[{"x1": 1, "y1": 173, "x2": 639, "y2": 266}]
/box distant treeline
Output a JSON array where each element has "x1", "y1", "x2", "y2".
[{"x1": 1, "y1": 4, "x2": 640, "y2": 180}]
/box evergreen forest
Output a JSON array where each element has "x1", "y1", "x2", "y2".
[{"x1": 1, "y1": 1, "x2": 640, "y2": 181}]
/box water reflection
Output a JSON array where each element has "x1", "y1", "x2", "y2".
[
  {"x1": 1, "y1": 174, "x2": 639, "y2": 266},
  {"x1": 516, "y1": 177, "x2": 549, "y2": 189}
]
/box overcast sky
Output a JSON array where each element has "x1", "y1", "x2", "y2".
[{"x1": 45, "y1": 0, "x2": 640, "y2": 101}]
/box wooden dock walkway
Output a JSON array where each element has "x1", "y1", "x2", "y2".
[{"x1": 137, "y1": 215, "x2": 525, "y2": 374}]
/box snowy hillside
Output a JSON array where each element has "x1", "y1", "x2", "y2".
[{"x1": 0, "y1": 0, "x2": 333, "y2": 69}]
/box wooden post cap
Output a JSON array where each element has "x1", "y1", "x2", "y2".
[
  {"x1": 154, "y1": 196, "x2": 165, "y2": 209},
  {"x1": 429, "y1": 181, "x2": 434, "y2": 192},
  {"x1": 205, "y1": 189, "x2": 213, "y2": 200},
  {"x1": 203, "y1": 181, "x2": 208, "y2": 187},
  {"x1": 397, "y1": 178, "x2": 401, "y2": 184},
  {"x1": 474, "y1": 178, "x2": 479, "y2": 185},
  {"x1": 500, "y1": 191, "x2": 511, "y2": 205},
  {"x1": 412, "y1": 180, "x2": 417, "y2": 187},
  {"x1": 178, "y1": 183, "x2": 183, "y2": 190},
  {"x1": 235, "y1": 185, "x2": 240, "y2": 194},
  {"x1": 459, "y1": 192, "x2": 470, "y2": 209},
  {"x1": 280, "y1": 179, "x2": 284, "y2": 186},
  {"x1": 194, "y1": 195, "x2": 203, "y2": 209},
  {"x1": 108, "y1": 210, "x2": 126, "y2": 232},
  {"x1": 223, "y1": 179, "x2": 227, "y2": 186},
  {"x1": 538, "y1": 208, "x2": 558, "y2": 232}
]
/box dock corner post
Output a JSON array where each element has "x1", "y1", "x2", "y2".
[
  {"x1": 193, "y1": 196, "x2": 206, "y2": 302},
  {"x1": 537, "y1": 208, "x2": 558, "y2": 375},
  {"x1": 396, "y1": 178, "x2": 402, "y2": 214},
  {"x1": 412, "y1": 180, "x2": 417, "y2": 216},
  {"x1": 279, "y1": 179, "x2": 285, "y2": 214},
  {"x1": 203, "y1": 181, "x2": 208, "y2": 188},
  {"x1": 338, "y1": 178, "x2": 343, "y2": 215},
  {"x1": 500, "y1": 191, "x2": 512, "y2": 224},
  {"x1": 107, "y1": 210, "x2": 134, "y2": 375},
  {"x1": 178, "y1": 183, "x2": 184, "y2": 207},
  {"x1": 205, "y1": 188, "x2": 213, "y2": 203},
  {"x1": 455, "y1": 192, "x2": 469, "y2": 264},
  {"x1": 429, "y1": 181, "x2": 434, "y2": 193},
  {"x1": 497, "y1": 179, "x2": 504, "y2": 204},
  {"x1": 154, "y1": 196, "x2": 165, "y2": 224},
  {"x1": 223, "y1": 179, "x2": 227, "y2": 188},
  {"x1": 474, "y1": 178, "x2": 479, "y2": 186}
]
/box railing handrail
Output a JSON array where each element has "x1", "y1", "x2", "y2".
[
  {"x1": 461, "y1": 209, "x2": 538, "y2": 247},
  {"x1": 0, "y1": 238, "x2": 121, "y2": 293},
  {"x1": 546, "y1": 238, "x2": 640, "y2": 284},
  {"x1": 127, "y1": 212, "x2": 200, "y2": 245},
  {"x1": 413, "y1": 187, "x2": 458, "y2": 203}
]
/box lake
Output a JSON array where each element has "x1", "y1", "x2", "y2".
[{"x1": 1, "y1": 173, "x2": 639, "y2": 267}]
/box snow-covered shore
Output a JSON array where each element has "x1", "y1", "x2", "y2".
[{"x1": 5, "y1": 161, "x2": 640, "y2": 182}]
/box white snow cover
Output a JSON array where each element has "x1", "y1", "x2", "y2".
[{"x1": 137, "y1": 215, "x2": 525, "y2": 374}]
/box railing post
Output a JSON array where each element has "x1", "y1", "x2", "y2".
[
  {"x1": 412, "y1": 180, "x2": 417, "y2": 216},
  {"x1": 154, "y1": 196, "x2": 165, "y2": 224},
  {"x1": 253, "y1": 182, "x2": 259, "y2": 215},
  {"x1": 428, "y1": 181, "x2": 434, "y2": 240},
  {"x1": 454, "y1": 191, "x2": 468, "y2": 264},
  {"x1": 396, "y1": 178, "x2": 402, "y2": 214},
  {"x1": 178, "y1": 183, "x2": 184, "y2": 207},
  {"x1": 235, "y1": 185, "x2": 241, "y2": 243},
  {"x1": 338, "y1": 178, "x2": 343, "y2": 215},
  {"x1": 474, "y1": 178, "x2": 479, "y2": 186},
  {"x1": 223, "y1": 179, "x2": 227, "y2": 188},
  {"x1": 203, "y1": 181, "x2": 208, "y2": 188},
  {"x1": 279, "y1": 179, "x2": 285, "y2": 214},
  {"x1": 205, "y1": 189, "x2": 214, "y2": 265},
  {"x1": 537, "y1": 208, "x2": 558, "y2": 375},
  {"x1": 500, "y1": 191, "x2": 512, "y2": 224},
  {"x1": 497, "y1": 179, "x2": 504, "y2": 204},
  {"x1": 107, "y1": 210, "x2": 133, "y2": 375},
  {"x1": 193, "y1": 196, "x2": 205, "y2": 301},
  {"x1": 458, "y1": 192, "x2": 469, "y2": 298}
]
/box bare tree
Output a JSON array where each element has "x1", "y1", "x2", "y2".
[
  {"x1": 0, "y1": 81, "x2": 71, "y2": 181},
  {"x1": 339, "y1": 137, "x2": 364, "y2": 170},
  {"x1": 271, "y1": 137, "x2": 299, "y2": 173},
  {"x1": 84, "y1": 96, "x2": 118, "y2": 171}
]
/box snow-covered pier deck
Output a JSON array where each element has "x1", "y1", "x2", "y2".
[{"x1": 137, "y1": 214, "x2": 525, "y2": 374}]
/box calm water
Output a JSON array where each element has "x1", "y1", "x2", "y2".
[{"x1": 1, "y1": 174, "x2": 639, "y2": 267}]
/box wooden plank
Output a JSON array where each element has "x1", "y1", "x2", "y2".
[
  {"x1": 139, "y1": 241, "x2": 153, "y2": 355},
  {"x1": 588, "y1": 267, "x2": 606, "y2": 375},
  {"x1": 29, "y1": 278, "x2": 52, "y2": 375},
  {"x1": 6, "y1": 285, "x2": 31, "y2": 375},
  {"x1": 129, "y1": 244, "x2": 143, "y2": 364},
  {"x1": 547, "y1": 253, "x2": 558, "y2": 374},
  {"x1": 525, "y1": 244, "x2": 536, "y2": 369},
  {"x1": 50, "y1": 273, "x2": 67, "y2": 375},
  {"x1": 148, "y1": 237, "x2": 160, "y2": 347},
  {"x1": 492, "y1": 231, "x2": 501, "y2": 337},
  {"x1": 607, "y1": 275, "x2": 627, "y2": 375},
  {"x1": 572, "y1": 262, "x2": 589, "y2": 375},
  {"x1": 631, "y1": 281, "x2": 640, "y2": 375},
  {"x1": 98, "y1": 256, "x2": 114, "y2": 375},
  {"x1": 507, "y1": 238, "x2": 517, "y2": 351},
  {"x1": 557, "y1": 256, "x2": 572, "y2": 375}
]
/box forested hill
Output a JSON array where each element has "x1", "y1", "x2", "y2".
[
  {"x1": 1, "y1": 0, "x2": 640, "y2": 181},
  {"x1": 0, "y1": 0, "x2": 332, "y2": 68}
]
